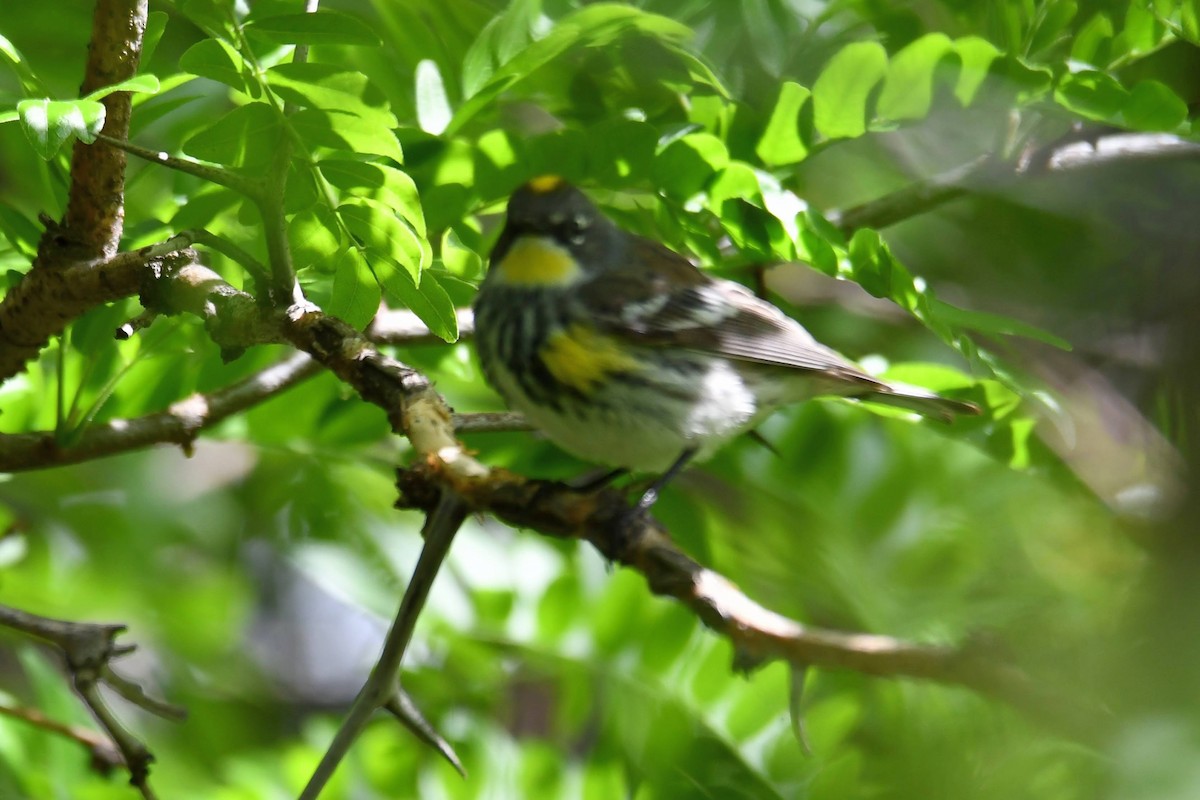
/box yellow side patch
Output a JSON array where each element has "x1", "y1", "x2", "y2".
[
  {"x1": 494, "y1": 237, "x2": 582, "y2": 286},
  {"x1": 540, "y1": 323, "x2": 640, "y2": 392},
  {"x1": 526, "y1": 174, "x2": 565, "y2": 193}
]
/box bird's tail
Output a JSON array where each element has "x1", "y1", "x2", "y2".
[{"x1": 856, "y1": 384, "x2": 981, "y2": 423}]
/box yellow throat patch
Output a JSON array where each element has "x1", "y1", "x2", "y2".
[
  {"x1": 540, "y1": 323, "x2": 640, "y2": 392},
  {"x1": 494, "y1": 237, "x2": 582, "y2": 286}
]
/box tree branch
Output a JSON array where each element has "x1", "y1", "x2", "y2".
[
  {"x1": 394, "y1": 462, "x2": 1101, "y2": 739},
  {"x1": 298, "y1": 494, "x2": 469, "y2": 799},
  {"x1": 0, "y1": 352, "x2": 320, "y2": 471},
  {"x1": 0, "y1": 604, "x2": 184, "y2": 797},
  {"x1": 0, "y1": 234, "x2": 193, "y2": 383},
  {"x1": 0, "y1": 703, "x2": 124, "y2": 774},
  {"x1": 53, "y1": 0, "x2": 147, "y2": 263},
  {"x1": 828, "y1": 131, "x2": 1200, "y2": 234}
]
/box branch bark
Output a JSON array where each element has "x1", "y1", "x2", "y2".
[
  {"x1": 394, "y1": 462, "x2": 1099, "y2": 738},
  {"x1": 56, "y1": 0, "x2": 148, "y2": 263},
  {"x1": 0, "y1": 0, "x2": 149, "y2": 378},
  {"x1": 0, "y1": 352, "x2": 320, "y2": 471},
  {"x1": 0, "y1": 604, "x2": 184, "y2": 798},
  {"x1": 828, "y1": 131, "x2": 1200, "y2": 234}
]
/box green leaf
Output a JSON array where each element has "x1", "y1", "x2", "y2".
[
  {"x1": 182, "y1": 102, "x2": 282, "y2": 168},
  {"x1": 0, "y1": 206, "x2": 41, "y2": 257},
  {"x1": 339, "y1": 197, "x2": 430, "y2": 282},
  {"x1": 812, "y1": 41, "x2": 888, "y2": 139},
  {"x1": 1028, "y1": 0, "x2": 1077, "y2": 57},
  {"x1": 1121, "y1": 79, "x2": 1188, "y2": 131},
  {"x1": 142, "y1": 11, "x2": 169, "y2": 67},
  {"x1": 268, "y1": 63, "x2": 398, "y2": 130},
  {"x1": 17, "y1": 99, "x2": 105, "y2": 159},
  {"x1": 951, "y1": 37, "x2": 1001, "y2": 105},
  {"x1": 586, "y1": 118, "x2": 659, "y2": 185},
  {"x1": 179, "y1": 0, "x2": 235, "y2": 39},
  {"x1": 846, "y1": 229, "x2": 919, "y2": 311},
  {"x1": 320, "y1": 160, "x2": 425, "y2": 238},
  {"x1": 492, "y1": 0, "x2": 540, "y2": 65},
  {"x1": 82, "y1": 74, "x2": 160, "y2": 102},
  {"x1": 449, "y1": 3, "x2": 695, "y2": 134},
  {"x1": 1054, "y1": 70, "x2": 1129, "y2": 120},
  {"x1": 876, "y1": 33, "x2": 953, "y2": 122},
  {"x1": 179, "y1": 38, "x2": 248, "y2": 93},
  {"x1": 415, "y1": 59, "x2": 452, "y2": 135},
  {"x1": 1072, "y1": 13, "x2": 1114, "y2": 65},
  {"x1": 1112, "y1": 1, "x2": 1168, "y2": 59},
  {"x1": 440, "y1": 227, "x2": 483, "y2": 280},
  {"x1": 1162, "y1": 0, "x2": 1200, "y2": 45},
  {"x1": 927, "y1": 300, "x2": 1071, "y2": 350},
  {"x1": 374, "y1": 265, "x2": 459, "y2": 342},
  {"x1": 654, "y1": 132, "x2": 728, "y2": 199},
  {"x1": 708, "y1": 163, "x2": 779, "y2": 256},
  {"x1": 289, "y1": 109, "x2": 403, "y2": 162},
  {"x1": 755, "y1": 81, "x2": 810, "y2": 166},
  {"x1": 795, "y1": 212, "x2": 839, "y2": 276},
  {"x1": 473, "y1": 128, "x2": 521, "y2": 197},
  {"x1": 246, "y1": 10, "x2": 382, "y2": 46},
  {"x1": 0, "y1": 31, "x2": 41, "y2": 94},
  {"x1": 290, "y1": 205, "x2": 343, "y2": 274},
  {"x1": 329, "y1": 247, "x2": 381, "y2": 329}
]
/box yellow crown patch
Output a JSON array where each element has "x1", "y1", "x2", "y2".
[{"x1": 526, "y1": 174, "x2": 565, "y2": 194}]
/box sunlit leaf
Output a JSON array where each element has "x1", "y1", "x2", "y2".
[
  {"x1": 339, "y1": 197, "x2": 429, "y2": 281},
  {"x1": 179, "y1": 37, "x2": 248, "y2": 93},
  {"x1": 1054, "y1": 69, "x2": 1129, "y2": 120},
  {"x1": 268, "y1": 63, "x2": 398, "y2": 130},
  {"x1": 289, "y1": 108, "x2": 403, "y2": 162},
  {"x1": 372, "y1": 260, "x2": 459, "y2": 342},
  {"x1": 82, "y1": 74, "x2": 160, "y2": 102},
  {"x1": 415, "y1": 59, "x2": 452, "y2": 135},
  {"x1": 17, "y1": 98, "x2": 104, "y2": 159},
  {"x1": 755, "y1": 81, "x2": 810, "y2": 166},
  {"x1": 182, "y1": 102, "x2": 282, "y2": 168},
  {"x1": 320, "y1": 160, "x2": 425, "y2": 237},
  {"x1": 1121, "y1": 79, "x2": 1188, "y2": 130},
  {"x1": 290, "y1": 205, "x2": 343, "y2": 274},
  {"x1": 329, "y1": 247, "x2": 381, "y2": 329},
  {"x1": 654, "y1": 132, "x2": 728, "y2": 199},
  {"x1": 1071, "y1": 13, "x2": 1114, "y2": 65},
  {"x1": 812, "y1": 41, "x2": 888, "y2": 139},
  {"x1": 876, "y1": 33, "x2": 953, "y2": 122}
]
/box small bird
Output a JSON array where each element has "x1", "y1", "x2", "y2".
[{"x1": 473, "y1": 176, "x2": 977, "y2": 509}]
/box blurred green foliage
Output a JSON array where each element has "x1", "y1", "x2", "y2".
[{"x1": 0, "y1": 0, "x2": 1197, "y2": 797}]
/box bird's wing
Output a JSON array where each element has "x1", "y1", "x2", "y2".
[{"x1": 582, "y1": 237, "x2": 883, "y2": 387}]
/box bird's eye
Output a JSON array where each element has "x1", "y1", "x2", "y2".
[{"x1": 557, "y1": 214, "x2": 588, "y2": 246}]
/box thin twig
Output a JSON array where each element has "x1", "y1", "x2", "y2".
[
  {"x1": 299, "y1": 494, "x2": 468, "y2": 799},
  {"x1": 0, "y1": 604, "x2": 184, "y2": 797},
  {"x1": 451, "y1": 411, "x2": 531, "y2": 434},
  {"x1": 95, "y1": 133, "x2": 260, "y2": 196},
  {"x1": 0, "y1": 703, "x2": 123, "y2": 773},
  {"x1": 0, "y1": 353, "x2": 319, "y2": 471}
]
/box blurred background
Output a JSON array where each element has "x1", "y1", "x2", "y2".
[{"x1": 0, "y1": 0, "x2": 1197, "y2": 797}]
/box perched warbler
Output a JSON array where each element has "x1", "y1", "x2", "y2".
[{"x1": 473, "y1": 176, "x2": 977, "y2": 508}]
